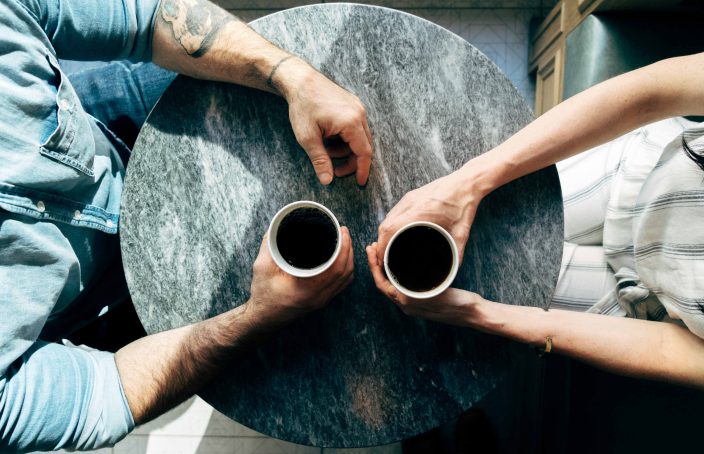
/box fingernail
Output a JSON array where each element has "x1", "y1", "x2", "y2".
[{"x1": 320, "y1": 172, "x2": 332, "y2": 185}]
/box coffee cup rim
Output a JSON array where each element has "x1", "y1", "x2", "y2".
[
  {"x1": 383, "y1": 221, "x2": 459, "y2": 299},
  {"x1": 267, "y1": 200, "x2": 342, "y2": 278}
]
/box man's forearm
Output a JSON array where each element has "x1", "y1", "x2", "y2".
[
  {"x1": 469, "y1": 301, "x2": 704, "y2": 388},
  {"x1": 115, "y1": 300, "x2": 279, "y2": 424},
  {"x1": 151, "y1": 0, "x2": 312, "y2": 98}
]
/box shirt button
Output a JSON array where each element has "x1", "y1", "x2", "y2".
[
  {"x1": 60, "y1": 99, "x2": 70, "y2": 110},
  {"x1": 73, "y1": 210, "x2": 81, "y2": 220},
  {"x1": 106, "y1": 219, "x2": 114, "y2": 228},
  {"x1": 36, "y1": 201, "x2": 46, "y2": 213}
]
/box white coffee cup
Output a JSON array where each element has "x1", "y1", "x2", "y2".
[
  {"x1": 267, "y1": 200, "x2": 342, "y2": 278},
  {"x1": 383, "y1": 221, "x2": 459, "y2": 299}
]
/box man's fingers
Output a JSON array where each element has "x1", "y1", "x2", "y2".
[
  {"x1": 255, "y1": 231, "x2": 273, "y2": 261},
  {"x1": 324, "y1": 137, "x2": 353, "y2": 158},
  {"x1": 355, "y1": 154, "x2": 372, "y2": 186},
  {"x1": 362, "y1": 118, "x2": 373, "y2": 148},
  {"x1": 301, "y1": 135, "x2": 334, "y2": 185},
  {"x1": 359, "y1": 117, "x2": 373, "y2": 185},
  {"x1": 334, "y1": 233, "x2": 355, "y2": 293},
  {"x1": 334, "y1": 155, "x2": 358, "y2": 178},
  {"x1": 345, "y1": 227, "x2": 354, "y2": 274},
  {"x1": 259, "y1": 232, "x2": 269, "y2": 251},
  {"x1": 340, "y1": 125, "x2": 372, "y2": 186},
  {"x1": 338, "y1": 226, "x2": 354, "y2": 277}
]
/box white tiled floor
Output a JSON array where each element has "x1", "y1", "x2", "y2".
[{"x1": 41, "y1": 396, "x2": 403, "y2": 453}]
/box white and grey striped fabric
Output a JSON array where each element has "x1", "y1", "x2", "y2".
[{"x1": 552, "y1": 118, "x2": 704, "y2": 339}]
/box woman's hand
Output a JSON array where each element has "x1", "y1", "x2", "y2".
[
  {"x1": 366, "y1": 242, "x2": 487, "y2": 326},
  {"x1": 375, "y1": 168, "x2": 485, "y2": 266}
]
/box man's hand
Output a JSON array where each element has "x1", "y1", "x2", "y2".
[
  {"x1": 116, "y1": 227, "x2": 354, "y2": 425},
  {"x1": 375, "y1": 170, "x2": 484, "y2": 267},
  {"x1": 275, "y1": 61, "x2": 373, "y2": 186},
  {"x1": 152, "y1": 1, "x2": 373, "y2": 187},
  {"x1": 365, "y1": 242, "x2": 485, "y2": 326},
  {"x1": 248, "y1": 226, "x2": 355, "y2": 325}
]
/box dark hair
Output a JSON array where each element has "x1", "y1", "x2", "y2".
[{"x1": 682, "y1": 135, "x2": 704, "y2": 171}]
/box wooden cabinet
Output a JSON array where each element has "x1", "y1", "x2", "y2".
[
  {"x1": 530, "y1": 3, "x2": 565, "y2": 115},
  {"x1": 529, "y1": 0, "x2": 697, "y2": 115},
  {"x1": 535, "y1": 48, "x2": 562, "y2": 114},
  {"x1": 529, "y1": 0, "x2": 604, "y2": 115}
]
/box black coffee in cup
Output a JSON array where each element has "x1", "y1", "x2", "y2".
[
  {"x1": 276, "y1": 207, "x2": 338, "y2": 269},
  {"x1": 387, "y1": 226, "x2": 453, "y2": 292}
]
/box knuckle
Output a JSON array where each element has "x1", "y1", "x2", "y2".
[
  {"x1": 311, "y1": 155, "x2": 329, "y2": 167},
  {"x1": 298, "y1": 134, "x2": 318, "y2": 149},
  {"x1": 252, "y1": 261, "x2": 267, "y2": 275},
  {"x1": 354, "y1": 108, "x2": 365, "y2": 122},
  {"x1": 401, "y1": 192, "x2": 417, "y2": 204},
  {"x1": 333, "y1": 261, "x2": 347, "y2": 278},
  {"x1": 458, "y1": 230, "x2": 470, "y2": 244}
]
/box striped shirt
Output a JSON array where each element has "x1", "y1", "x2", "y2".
[{"x1": 554, "y1": 118, "x2": 704, "y2": 339}]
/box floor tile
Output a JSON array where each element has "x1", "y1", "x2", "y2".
[
  {"x1": 133, "y1": 397, "x2": 262, "y2": 437},
  {"x1": 323, "y1": 443, "x2": 402, "y2": 454}
]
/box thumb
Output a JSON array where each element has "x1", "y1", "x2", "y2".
[{"x1": 301, "y1": 134, "x2": 334, "y2": 185}]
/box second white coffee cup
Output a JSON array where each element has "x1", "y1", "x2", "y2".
[{"x1": 383, "y1": 221, "x2": 459, "y2": 299}]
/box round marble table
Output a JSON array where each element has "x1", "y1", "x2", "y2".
[{"x1": 121, "y1": 4, "x2": 563, "y2": 448}]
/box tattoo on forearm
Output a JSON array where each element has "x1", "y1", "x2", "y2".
[
  {"x1": 266, "y1": 56, "x2": 293, "y2": 89},
  {"x1": 161, "y1": 0, "x2": 236, "y2": 58}
]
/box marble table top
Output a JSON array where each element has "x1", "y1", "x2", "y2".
[{"x1": 121, "y1": 3, "x2": 563, "y2": 448}]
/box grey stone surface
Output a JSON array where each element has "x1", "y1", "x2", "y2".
[{"x1": 121, "y1": 3, "x2": 563, "y2": 448}]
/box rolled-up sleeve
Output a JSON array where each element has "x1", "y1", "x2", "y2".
[
  {"x1": 0, "y1": 212, "x2": 134, "y2": 451},
  {"x1": 0, "y1": 342, "x2": 135, "y2": 452},
  {"x1": 18, "y1": 0, "x2": 162, "y2": 62}
]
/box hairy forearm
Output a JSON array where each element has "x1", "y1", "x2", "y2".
[
  {"x1": 470, "y1": 302, "x2": 704, "y2": 388},
  {"x1": 115, "y1": 301, "x2": 279, "y2": 424},
  {"x1": 151, "y1": 0, "x2": 312, "y2": 97},
  {"x1": 458, "y1": 54, "x2": 704, "y2": 199}
]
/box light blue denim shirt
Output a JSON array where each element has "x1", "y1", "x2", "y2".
[{"x1": 0, "y1": 0, "x2": 162, "y2": 450}]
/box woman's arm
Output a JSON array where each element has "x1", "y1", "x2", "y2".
[
  {"x1": 366, "y1": 245, "x2": 704, "y2": 388},
  {"x1": 480, "y1": 301, "x2": 704, "y2": 388},
  {"x1": 375, "y1": 53, "x2": 704, "y2": 259},
  {"x1": 460, "y1": 52, "x2": 704, "y2": 196}
]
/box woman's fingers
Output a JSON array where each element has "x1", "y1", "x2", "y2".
[{"x1": 366, "y1": 242, "x2": 401, "y2": 302}]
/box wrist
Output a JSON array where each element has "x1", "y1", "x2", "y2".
[
  {"x1": 462, "y1": 297, "x2": 497, "y2": 332},
  {"x1": 455, "y1": 152, "x2": 508, "y2": 201},
  {"x1": 244, "y1": 296, "x2": 309, "y2": 331},
  {"x1": 268, "y1": 56, "x2": 318, "y2": 101},
  {"x1": 474, "y1": 300, "x2": 553, "y2": 348}
]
